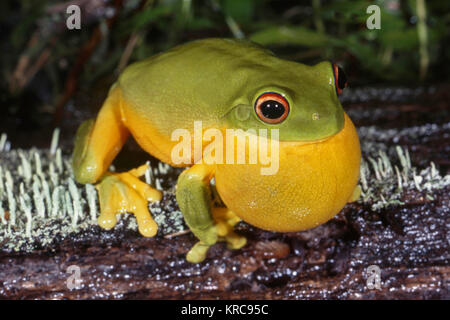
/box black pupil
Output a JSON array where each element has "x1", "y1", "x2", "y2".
[
  {"x1": 337, "y1": 66, "x2": 347, "y2": 89},
  {"x1": 260, "y1": 100, "x2": 285, "y2": 119}
]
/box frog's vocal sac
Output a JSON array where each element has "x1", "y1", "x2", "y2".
[{"x1": 72, "y1": 38, "x2": 361, "y2": 263}]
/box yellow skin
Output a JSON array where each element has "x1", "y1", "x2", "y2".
[{"x1": 72, "y1": 38, "x2": 361, "y2": 263}]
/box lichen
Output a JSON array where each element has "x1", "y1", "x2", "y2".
[
  {"x1": 356, "y1": 122, "x2": 450, "y2": 210},
  {"x1": 0, "y1": 130, "x2": 185, "y2": 252},
  {"x1": 357, "y1": 147, "x2": 449, "y2": 211}
]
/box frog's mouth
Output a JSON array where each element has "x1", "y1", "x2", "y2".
[
  {"x1": 220, "y1": 100, "x2": 346, "y2": 143},
  {"x1": 253, "y1": 113, "x2": 346, "y2": 149},
  {"x1": 278, "y1": 120, "x2": 346, "y2": 146},
  {"x1": 216, "y1": 117, "x2": 346, "y2": 150}
]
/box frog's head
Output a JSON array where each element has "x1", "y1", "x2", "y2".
[{"x1": 222, "y1": 60, "x2": 348, "y2": 141}]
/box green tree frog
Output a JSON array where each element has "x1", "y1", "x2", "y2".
[{"x1": 72, "y1": 38, "x2": 361, "y2": 263}]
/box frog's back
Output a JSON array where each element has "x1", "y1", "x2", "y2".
[
  {"x1": 115, "y1": 39, "x2": 278, "y2": 165},
  {"x1": 117, "y1": 39, "x2": 278, "y2": 134}
]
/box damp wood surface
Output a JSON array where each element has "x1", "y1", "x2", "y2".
[{"x1": 0, "y1": 85, "x2": 449, "y2": 299}]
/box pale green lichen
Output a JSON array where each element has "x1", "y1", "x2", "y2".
[
  {"x1": 0, "y1": 130, "x2": 185, "y2": 252},
  {"x1": 357, "y1": 144, "x2": 449, "y2": 211},
  {"x1": 0, "y1": 131, "x2": 97, "y2": 250}
]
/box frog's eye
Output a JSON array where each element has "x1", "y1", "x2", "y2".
[
  {"x1": 332, "y1": 63, "x2": 348, "y2": 95},
  {"x1": 254, "y1": 92, "x2": 290, "y2": 124}
]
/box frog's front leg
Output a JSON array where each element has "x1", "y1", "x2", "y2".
[
  {"x1": 72, "y1": 86, "x2": 162, "y2": 236},
  {"x1": 96, "y1": 164, "x2": 162, "y2": 236},
  {"x1": 176, "y1": 164, "x2": 246, "y2": 263}
]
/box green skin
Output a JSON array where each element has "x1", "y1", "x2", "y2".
[
  {"x1": 118, "y1": 38, "x2": 344, "y2": 141},
  {"x1": 73, "y1": 38, "x2": 347, "y2": 262}
]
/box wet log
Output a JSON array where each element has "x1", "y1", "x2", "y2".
[{"x1": 0, "y1": 187, "x2": 448, "y2": 299}]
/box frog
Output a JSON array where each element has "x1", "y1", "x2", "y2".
[{"x1": 72, "y1": 38, "x2": 361, "y2": 263}]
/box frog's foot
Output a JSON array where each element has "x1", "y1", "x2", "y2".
[
  {"x1": 96, "y1": 164, "x2": 162, "y2": 237},
  {"x1": 186, "y1": 207, "x2": 246, "y2": 263},
  {"x1": 348, "y1": 185, "x2": 361, "y2": 203}
]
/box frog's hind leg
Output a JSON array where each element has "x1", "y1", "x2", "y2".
[
  {"x1": 176, "y1": 164, "x2": 246, "y2": 263},
  {"x1": 186, "y1": 207, "x2": 246, "y2": 263},
  {"x1": 73, "y1": 85, "x2": 129, "y2": 185},
  {"x1": 72, "y1": 86, "x2": 162, "y2": 237}
]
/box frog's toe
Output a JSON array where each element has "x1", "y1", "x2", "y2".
[
  {"x1": 193, "y1": 226, "x2": 218, "y2": 246},
  {"x1": 186, "y1": 241, "x2": 211, "y2": 263},
  {"x1": 212, "y1": 207, "x2": 246, "y2": 248},
  {"x1": 135, "y1": 210, "x2": 158, "y2": 237},
  {"x1": 184, "y1": 208, "x2": 247, "y2": 263},
  {"x1": 72, "y1": 119, "x2": 98, "y2": 184},
  {"x1": 185, "y1": 230, "x2": 246, "y2": 263},
  {"x1": 96, "y1": 169, "x2": 162, "y2": 237},
  {"x1": 225, "y1": 232, "x2": 247, "y2": 250},
  {"x1": 98, "y1": 211, "x2": 117, "y2": 230},
  {"x1": 348, "y1": 185, "x2": 361, "y2": 203}
]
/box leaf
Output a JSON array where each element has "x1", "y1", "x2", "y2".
[
  {"x1": 249, "y1": 26, "x2": 331, "y2": 47},
  {"x1": 117, "y1": 5, "x2": 173, "y2": 36},
  {"x1": 321, "y1": 0, "x2": 369, "y2": 20},
  {"x1": 222, "y1": 0, "x2": 255, "y2": 24},
  {"x1": 379, "y1": 28, "x2": 419, "y2": 50}
]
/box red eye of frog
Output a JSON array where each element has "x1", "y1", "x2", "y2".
[
  {"x1": 254, "y1": 92, "x2": 290, "y2": 124},
  {"x1": 332, "y1": 63, "x2": 348, "y2": 95}
]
